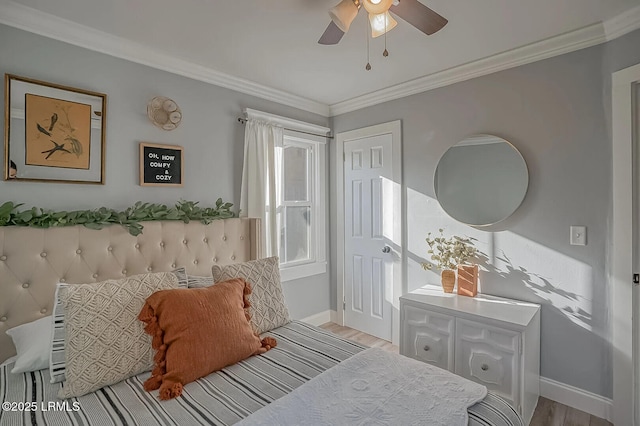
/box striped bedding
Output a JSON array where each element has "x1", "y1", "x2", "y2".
[{"x1": 0, "y1": 321, "x2": 523, "y2": 426}]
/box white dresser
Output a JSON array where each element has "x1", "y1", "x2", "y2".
[{"x1": 400, "y1": 287, "x2": 540, "y2": 425}]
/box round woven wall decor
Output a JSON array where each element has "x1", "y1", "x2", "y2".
[{"x1": 147, "y1": 96, "x2": 182, "y2": 130}]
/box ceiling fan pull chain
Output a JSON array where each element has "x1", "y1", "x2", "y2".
[
  {"x1": 366, "y1": 15, "x2": 372, "y2": 70},
  {"x1": 383, "y1": 12, "x2": 389, "y2": 57}
]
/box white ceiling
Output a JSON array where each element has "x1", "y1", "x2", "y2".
[{"x1": 6, "y1": 0, "x2": 640, "y2": 109}]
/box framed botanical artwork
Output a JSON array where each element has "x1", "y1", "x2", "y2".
[{"x1": 4, "y1": 74, "x2": 107, "y2": 184}]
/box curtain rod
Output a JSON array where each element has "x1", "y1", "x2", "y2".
[{"x1": 237, "y1": 117, "x2": 334, "y2": 139}]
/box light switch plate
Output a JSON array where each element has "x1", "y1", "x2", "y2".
[{"x1": 570, "y1": 226, "x2": 587, "y2": 246}]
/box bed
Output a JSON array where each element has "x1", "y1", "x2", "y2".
[{"x1": 0, "y1": 218, "x2": 524, "y2": 425}]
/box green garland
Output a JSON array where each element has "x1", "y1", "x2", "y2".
[{"x1": 0, "y1": 199, "x2": 235, "y2": 236}]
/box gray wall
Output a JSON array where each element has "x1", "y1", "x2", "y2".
[
  {"x1": 332, "y1": 28, "x2": 640, "y2": 398},
  {"x1": 0, "y1": 24, "x2": 330, "y2": 320}
]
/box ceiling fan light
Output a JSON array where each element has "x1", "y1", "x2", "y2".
[
  {"x1": 362, "y1": 0, "x2": 393, "y2": 15},
  {"x1": 329, "y1": 0, "x2": 360, "y2": 33},
  {"x1": 369, "y1": 11, "x2": 397, "y2": 38}
]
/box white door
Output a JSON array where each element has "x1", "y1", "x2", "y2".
[
  {"x1": 612, "y1": 63, "x2": 640, "y2": 426},
  {"x1": 342, "y1": 125, "x2": 401, "y2": 341},
  {"x1": 635, "y1": 82, "x2": 640, "y2": 426}
]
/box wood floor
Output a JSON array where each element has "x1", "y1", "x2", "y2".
[
  {"x1": 319, "y1": 322, "x2": 611, "y2": 426},
  {"x1": 319, "y1": 322, "x2": 399, "y2": 352}
]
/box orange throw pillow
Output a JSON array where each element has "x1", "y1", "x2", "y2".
[{"x1": 138, "y1": 278, "x2": 276, "y2": 400}]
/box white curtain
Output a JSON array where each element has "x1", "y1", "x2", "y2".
[{"x1": 240, "y1": 120, "x2": 283, "y2": 257}]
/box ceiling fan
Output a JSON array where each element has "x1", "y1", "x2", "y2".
[{"x1": 318, "y1": 0, "x2": 448, "y2": 45}]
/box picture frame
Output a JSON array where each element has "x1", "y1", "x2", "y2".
[
  {"x1": 139, "y1": 142, "x2": 184, "y2": 187},
  {"x1": 4, "y1": 74, "x2": 107, "y2": 184}
]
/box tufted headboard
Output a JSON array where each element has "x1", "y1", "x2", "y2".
[{"x1": 0, "y1": 218, "x2": 261, "y2": 363}]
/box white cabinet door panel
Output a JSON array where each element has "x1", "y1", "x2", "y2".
[
  {"x1": 401, "y1": 304, "x2": 454, "y2": 371},
  {"x1": 455, "y1": 318, "x2": 520, "y2": 406}
]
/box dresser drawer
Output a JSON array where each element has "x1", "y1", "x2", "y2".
[
  {"x1": 400, "y1": 304, "x2": 455, "y2": 371},
  {"x1": 455, "y1": 318, "x2": 520, "y2": 406}
]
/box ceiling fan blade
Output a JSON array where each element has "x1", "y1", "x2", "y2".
[
  {"x1": 318, "y1": 21, "x2": 345, "y2": 45},
  {"x1": 390, "y1": 0, "x2": 448, "y2": 35}
]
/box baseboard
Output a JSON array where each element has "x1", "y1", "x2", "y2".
[
  {"x1": 540, "y1": 377, "x2": 613, "y2": 422},
  {"x1": 299, "y1": 310, "x2": 332, "y2": 326},
  {"x1": 329, "y1": 310, "x2": 339, "y2": 324}
]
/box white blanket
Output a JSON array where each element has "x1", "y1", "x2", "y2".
[{"x1": 238, "y1": 347, "x2": 487, "y2": 426}]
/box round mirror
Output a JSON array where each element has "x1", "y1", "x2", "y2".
[{"x1": 434, "y1": 134, "x2": 528, "y2": 227}]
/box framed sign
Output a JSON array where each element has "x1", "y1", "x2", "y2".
[
  {"x1": 4, "y1": 74, "x2": 107, "y2": 184},
  {"x1": 139, "y1": 142, "x2": 183, "y2": 187}
]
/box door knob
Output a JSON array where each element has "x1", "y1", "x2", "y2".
[{"x1": 382, "y1": 246, "x2": 391, "y2": 253}]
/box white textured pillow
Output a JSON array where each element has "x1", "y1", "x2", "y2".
[
  {"x1": 5, "y1": 316, "x2": 52, "y2": 374},
  {"x1": 49, "y1": 268, "x2": 188, "y2": 384},
  {"x1": 57, "y1": 271, "x2": 183, "y2": 399},
  {"x1": 211, "y1": 256, "x2": 290, "y2": 334}
]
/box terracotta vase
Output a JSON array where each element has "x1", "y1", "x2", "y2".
[
  {"x1": 441, "y1": 269, "x2": 456, "y2": 293},
  {"x1": 457, "y1": 264, "x2": 479, "y2": 297}
]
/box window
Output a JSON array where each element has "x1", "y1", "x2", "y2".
[{"x1": 275, "y1": 131, "x2": 327, "y2": 281}]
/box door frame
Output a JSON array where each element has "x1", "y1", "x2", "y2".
[
  {"x1": 336, "y1": 120, "x2": 403, "y2": 345},
  {"x1": 612, "y1": 62, "x2": 640, "y2": 426}
]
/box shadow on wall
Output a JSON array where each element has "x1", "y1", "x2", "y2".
[
  {"x1": 407, "y1": 187, "x2": 610, "y2": 395},
  {"x1": 477, "y1": 238, "x2": 594, "y2": 331}
]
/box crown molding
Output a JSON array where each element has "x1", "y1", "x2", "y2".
[
  {"x1": 329, "y1": 22, "x2": 607, "y2": 115},
  {"x1": 0, "y1": 1, "x2": 331, "y2": 117},
  {"x1": 1, "y1": 0, "x2": 638, "y2": 119},
  {"x1": 330, "y1": 6, "x2": 640, "y2": 117},
  {"x1": 604, "y1": 4, "x2": 640, "y2": 41}
]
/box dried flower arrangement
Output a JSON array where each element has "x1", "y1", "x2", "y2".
[{"x1": 421, "y1": 229, "x2": 477, "y2": 271}]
